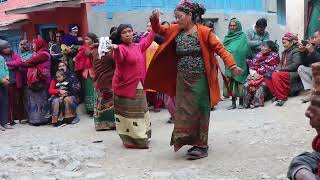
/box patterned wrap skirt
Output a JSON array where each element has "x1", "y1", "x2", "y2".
[
  {"x1": 171, "y1": 71, "x2": 211, "y2": 152},
  {"x1": 27, "y1": 88, "x2": 49, "y2": 125},
  {"x1": 114, "y1": 82, "x2": 151, "y2": 149},
  {"x1": 51, "y1": 95, "x2": 78, "y2": 123},
  {"x1": 83, "y1": 77, "x2": 95, "y2": 113},
  {"x1": 94, "y1": 89, "x2": 116, "y2": 131}
]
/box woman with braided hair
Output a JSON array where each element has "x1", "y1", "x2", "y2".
[{"x1": 146, "y1": 0, "x2": 242, "y2": 160}]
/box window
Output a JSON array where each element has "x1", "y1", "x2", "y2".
[
  {"x1": 277, "y1": 0, "x2": 286, "y2": 25},
  {"x1": 0, "y1": 0, "x2": 7, "y2": 3}
]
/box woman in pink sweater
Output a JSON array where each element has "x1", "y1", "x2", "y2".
[{"x1": 111, "y1": 24, "x2": 155, "y2": 149}]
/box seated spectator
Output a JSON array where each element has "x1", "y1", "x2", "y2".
[
  {"x1": 298, "y1": 30, "x2": 320, "y2": 103},
  {"x1": 0, "y1": 52, "x2": 10, "y2": 131},
  {"x1": 50, "y1": 30, "x2": 65, "y2": 77},
  {"x1": 287, "y1": 94, "x2": 320, "y2": 179},
  {"x1": 48, "y1": 70, "x2": 70, "y2": 122},
  {"x1": 49, "y1": 61, "x2": 81, "y2": 126},
  {"x1": 264, "y1": 33, "x2": 303, "y2": 106},
  {"x1": 244, "y1": 40, "x2": 280, "y2": 108},
  {"x1": 246, "y1": 18, "x2": 270, "y2": 56}
]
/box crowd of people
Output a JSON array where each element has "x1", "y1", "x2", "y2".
[{"x1": 1, "y1": 0, "x2": 320, "y2": 163}]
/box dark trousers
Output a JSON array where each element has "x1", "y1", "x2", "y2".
[{"x1": 0, "y1": 86, "x2": 8, "y2": 126}]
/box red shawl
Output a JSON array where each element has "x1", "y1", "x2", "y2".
[{"x1": 75, "y1": 45, "x2": 93, "y2": 72}]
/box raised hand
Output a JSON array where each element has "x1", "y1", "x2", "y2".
[{"x1": 150, "y1": 8, "x2": 160, "y2": 20}]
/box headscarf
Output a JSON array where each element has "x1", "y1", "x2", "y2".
[
  {"x1": 33, "y1": 37, "x2": 48, "y2": 52},
  {"x1": 68, "y1": 24, "x2": 79, "y2": 33},
  {"x1": 87, "y1": 33, "x2": 99, "y2": 43},
  {"x1": 223, "y1": 18, "x2": 252, "y2": 83},
  {"x1": 282, "y1": 32, "x2": 298, "y2": 42},
  {"x1": 0, "y1": 39, "x2": 10, "y2": 51},
  {"x1": 114, "y1": 24, "x2": 133, "y2": 44},
  {"x1": 19, "y1": 40, "x2": 32, "y2": 53},
  {"x1": 175, "y1": 0, "x2": 206, "y2": 23},
  {"x1": 261, "y1": 40, "x2": 279, "y2": 53}
]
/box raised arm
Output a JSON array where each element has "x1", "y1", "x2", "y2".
[
  {"x1": 139, "y1": 31, "x2": 156, "y2": 52},
  {"x1": 22, "y1": 52, "x2": 49, "y2": 67},
  {"x1": 149, "y1": 9, "x2": 170, "y2": 37}
]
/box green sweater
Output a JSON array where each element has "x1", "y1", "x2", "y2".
[{"x1": 0, "y1": 56, "x2": 9, "y2": 85}]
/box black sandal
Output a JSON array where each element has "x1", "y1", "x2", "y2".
[
  {"x1": 186, "y1": 147, "x2": 208, "y2": 160},
  {"x1": 187, "y1": 146, "x2": 197, "y2": 154}
]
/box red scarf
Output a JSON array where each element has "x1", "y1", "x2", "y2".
[{"x1": 312, "y1": 134, "x2": 320, "y2": 176}]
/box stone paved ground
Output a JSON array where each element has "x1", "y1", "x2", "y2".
[{"x1": 0, "y1": 95, "x2": 314, "y2": 180}]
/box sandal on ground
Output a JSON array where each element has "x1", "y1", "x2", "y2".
[
  {"x1": 227, "y1": 104, "x2": 236, "y2": 110},
  {"x1": 19, "y1": 119, "x2": 28, "y2": 124},
  {"x1": 238, "y1": 105, "x2": 245, "y2": 109},
  {"x1": 52, "y1": 121, "x2": 64, "y2": 127},
  {"x1": 275, "y1": 100, "x2": 285, "y2": 106},
  {"x1": 167, "y1": 117, "x2": 174, "y2": 124},
  {"x1": 187, "y1": 146, "x2": 197, "y2": 154},
  {"x1": 271, "y1": 97, "x2": 277, "y2": 103},
  {"x1": 186, "y1": 147, "x2": 208, "y2": 160}
]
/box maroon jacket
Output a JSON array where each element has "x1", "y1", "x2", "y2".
[{"x1": 1, "y1": 51, "x2": 24, "y2": 88}]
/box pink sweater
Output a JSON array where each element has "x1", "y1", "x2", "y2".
[{"x1": 112, "y1": 31, "x2": 155, "y2": 98}]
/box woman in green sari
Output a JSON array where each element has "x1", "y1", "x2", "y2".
[{"x1": 223, "y1": 18, "x2": 252, "y2": 109}]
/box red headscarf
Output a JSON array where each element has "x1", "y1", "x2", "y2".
[
  {"x1": 33, "y1": 36, "x2": 48, "y2": 52},
  {"x1": 282, "y1": 32, "x2": 298, "y2": 42}
]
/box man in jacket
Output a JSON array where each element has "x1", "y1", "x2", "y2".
[{"x1": 298, "y1": 30, "x2": 320, "y2": 103}]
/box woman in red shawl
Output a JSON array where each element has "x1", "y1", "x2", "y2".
[
  {"x1": 74, "y1": 33, "x2": 97, "y2": 116},
  {"x1": 264, "y1": 32, "x2": 302, "y2": 106},
  {"x1": 8, "y1": 37, "x2": 51, "y2": 125}
]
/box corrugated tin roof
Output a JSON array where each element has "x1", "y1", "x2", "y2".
[{"x1": 5, "y1": 0, "x2": 85, "y2": 14}]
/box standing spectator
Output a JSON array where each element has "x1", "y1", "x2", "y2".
[
  {"x1": 145, "y1": 21, "x2": 164, "y2": 112},
  {"x1": 264, "y1": 32, "x2": 303, "y2": 106},
  {"x1": 146, "y1": 3, "x2": 241, "y2": 159},
  {"x1": 111, "y1": 24, "x2": 155, "y2": 149},
  {"x1": 50, "y1": 30, "x2": 65, "y2": 77},
  {"x1": 19, "y1": 40, "x2": 32, "y2": 123},
  {"x1": 62, "y1": 24, "x2": 83, "y2": 71},
  {"x1": 90, "y1": 30, "x2": 116, "y2": 131},
  {"x1": 63, "y1": 25, "x2": 83, "y2": 47},
  {"x1": 246, "y1": 18, "x2": 270, "y2": 56},
  {"x1": 0, "y1": 53, "x2": 10, "y2": 131},
  {"x1": 74, "y1": 33, "x2": 97, "y2": 117},
  {"x1": 19, "y1": 40, "x2": 33, "y2": 61},
  {"x1": 23, "y1": 37, "x2": 51, "y2": 126},
  {"x1": 0, "y1": 39, "x2": 27, "y2": 125},
  {"x1": 223, "y1": 18, "x2": 252, "y2": 110},
  {"x1": 298, "y1": 30, "x2": 320, "y2": 103}
]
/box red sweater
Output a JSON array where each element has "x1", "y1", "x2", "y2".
[
  {"x1": 48, "y1": 80, "x2": 60, "y2": 95},
  {"x1": 112, "y1": 31, "x2": 155, "y2": 98}
]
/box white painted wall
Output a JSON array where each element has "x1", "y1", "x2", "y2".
[{"x1": 285, "y1": 0, "x2": 305, "y2": 40}]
